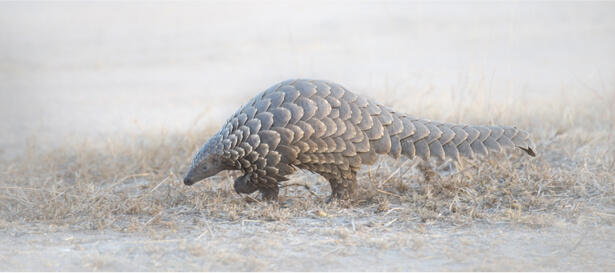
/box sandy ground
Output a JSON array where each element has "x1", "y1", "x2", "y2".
[
  {"x1": 3, "y1": 222, "x2": 614, "y2": 271},
  {"x1": 1, "y1": 2, "x2": 615, "y2": 271}
]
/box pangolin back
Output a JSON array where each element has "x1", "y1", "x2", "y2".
[{"x1": 185, "y1": 79, "x2": 536, "y2": 201}]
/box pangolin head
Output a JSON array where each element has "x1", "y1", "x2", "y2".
[{"x1": 183, "y1": 135, "x2": 232, "y2": 186}]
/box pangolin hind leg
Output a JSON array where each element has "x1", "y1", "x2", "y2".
[
  {"x1": 322, "y1": 172, "x2": 359, "y2": 202},
  {"x1": 259, "y1": 185, "x2": 279, "y2": 201}
]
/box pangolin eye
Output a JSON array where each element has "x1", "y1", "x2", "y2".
[{"x1": 202, "y1": 165, "x2": 208, "y2": 170}]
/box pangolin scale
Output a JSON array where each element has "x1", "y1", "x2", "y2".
[{"x1": 183, "y1": 79, "x2": 536, "y2": 201}]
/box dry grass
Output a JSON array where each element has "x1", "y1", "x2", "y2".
[{"x1": 1, "y1": 87, "x2": 614, "y2": 270}]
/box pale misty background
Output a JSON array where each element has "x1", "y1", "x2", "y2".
[{"x1": 1, "y1": 1, "x2": 614, "y2": 158}]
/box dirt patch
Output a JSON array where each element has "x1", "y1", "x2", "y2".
[{"x1": 2, "y1": 218, "x2": 614, "y2": 271}]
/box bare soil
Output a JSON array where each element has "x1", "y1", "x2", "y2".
[{"x1": 2, "y1": 222, "x2": 614, "y2": 271}]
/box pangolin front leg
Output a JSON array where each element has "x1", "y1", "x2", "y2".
[{"x1": 234, "y1": 174, "x2": 279, "y2": 201}]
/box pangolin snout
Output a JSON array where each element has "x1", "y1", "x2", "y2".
[{"x1": 183, "y1": 169, "x2": 197, "y2": 185}]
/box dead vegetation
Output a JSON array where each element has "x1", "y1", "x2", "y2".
[{"x1": 1, "y1": 89, "x2": 614, "y2": 270}]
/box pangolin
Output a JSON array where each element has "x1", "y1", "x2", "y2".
[{"x1": 183, "y1": 79, "x2": 536, "y2": 201}]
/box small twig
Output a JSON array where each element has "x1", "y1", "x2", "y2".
[
  {"x1": 376, "y1": 189, "x2": 403, "y2": 199},
  {"x1": 245, "y1": 195, "x2": 263, "y2": 204},
  {"x1": 120, "y1": 239, "x2": 184, "y2": 245},
  {"x1": 379, "y1": 159, "x2": 414, "y2": 188},
  {"x1": 374, "y1": 158, "x2": 383, "y2": 178},
  {"x1": 147, "y1": 176, "x2": 169, "y2": 196},
  {"x1": 594, "y1": 211, "x2": 615, "y2": 218},
  {"x1": 195, "y1": 216, "x2": 215, "y2": 240},
  {"x1": 117, "y1": 173, "x2": 151, "y2": 184},
  {"x1": 280, "y1": 182, "x2": 320, "y2": 198},
  {"x1": 384, "y1": 218, "x2": 398, "y2": 227},
  {"x1": 383, "y1": 207, "x2": 402, "y2": 216},
  {"x1": 444, "y1": 165, "x2": 476, "y2": 179},
  {"x1": 144, "y1": 212, "x2": 162, "y2": 227}
]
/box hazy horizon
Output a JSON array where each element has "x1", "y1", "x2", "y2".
[{"x1": 1, "y1": 2, "x2": 614, "y2": 158}]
